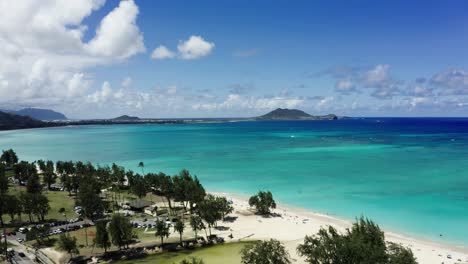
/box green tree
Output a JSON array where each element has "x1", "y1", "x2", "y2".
[
  {"x1": 0, "y1": 164, "x2": 8, "y2": 226},
  {"x1": 189, "y1": 215, "x2": 205, "y2": 239},
  {"x1": 387, "y1": 242, "x2": 417, "y2": 264},
  {"x1": 42, "y1": 160, "x2": 56, "y2": 190},
  {"x1": 216, "y1": 196, "x2": 233, "y2": 221},
  {"x1": 0, "y1": 149, "x2": 18, "y2": 168},
  {"x1": 241, "y1": 239, "x2": 291, "y2": 264},
  {"x1": 4, "y1": 195, "x2": 21, "y2": 223},
  {"x1": 174, "y1": 219, "x2": 185, "y2": 245},
  {"x1": 155, "y1": 220, "x2": 170, "y2": 248},
  {"x1": 138, "y1": 161, "x2": 145, "y2": 175},
  {"x1": 94, "y1": 220, "x2": 111, "y2": 253},
  {"x1": 198, "y1": 194, "x2": 223, "y2": 236},
  {"x1": 297, "y1": 217, "x2": 418, "y2": 264},
  {"x1": 77, "y1": 175, "x2": 103, "y2": 246},
  {"x1": 26, "y1": 173, "x2": 42, "y2": 194},
  {"x1": 19, "y1": 192, "x2": 34, "y2": 222},
  {"x1": 248, "y1": 191, "x2": 276, "y2": 215},
  {"x1": 130, "y1": 176, "x2": 147, "y2": 199},
  {"x1": 57, "y1": 233, "x2": 79, "y2": 258},
  {"x1": 108, "y1": 214, "x2": 133, "y2": 250},
  {"x1": 33, "y1": 193, "x2": 50, "y2": 221}
]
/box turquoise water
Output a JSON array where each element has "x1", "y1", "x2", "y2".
[{"x1": 1, "y1": 118, "x2": 467, "y2": 245}]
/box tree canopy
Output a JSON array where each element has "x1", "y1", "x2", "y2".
[
  {"x1": 248, "y1": 191, "x2": 276, "y2": 215},
  {"x1": 297, "y1": 217, "x2": 418, "y2": 264},
  {"x1": 241, "y1": 239, "x2": 291, "y2": 264}
]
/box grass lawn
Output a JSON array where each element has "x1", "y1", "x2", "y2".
[
  {"x1": 114, "y1": 242, "x2": 254, "y2": 264},
  {"x1": 3, "y1": 187, "x2": 77, "y2": 223}
]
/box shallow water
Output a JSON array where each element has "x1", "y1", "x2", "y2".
[{"x1": 1, "y1": 118, "x2": 467, "y2": 245}]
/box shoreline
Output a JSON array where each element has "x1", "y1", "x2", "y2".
[{"x1": 210, "y1": 191, "x2": 468, "y2": 264}]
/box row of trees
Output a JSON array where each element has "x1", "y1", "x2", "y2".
[{"x1": 0, "y1": 161, "x2": 50, "y2": 225}]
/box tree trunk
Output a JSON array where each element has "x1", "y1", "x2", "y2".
[{"x1": 84, "y1": 223, "x2": 88, "y2": 246}]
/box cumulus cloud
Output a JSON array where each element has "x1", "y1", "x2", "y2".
[
  {"x1": 335, "y1": 79, "x2": 357, "y2": 94},
  {"x1": 150, "y1": 35, "x2": 215, "y2": 60},
  {"x1": 430, "y1": 69, "x2": 468, "y2": 95},
  {"x1": 151, "y1": 45, "x2": 176, "y2": 60},
  {"x1": 178, "y1": 35, "x2": 215, "y2": 59},
  {"x1": 192, "y1": 94, "x2": 304, "y2": 112},
  {"x1": 85, "y1": 0, "x2": 145, "y2": 59},
  {"x1": 0, "y1": 0, "x2": 145, "y2": 110}
]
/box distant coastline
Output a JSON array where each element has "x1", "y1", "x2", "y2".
[{"x1": 0, "y1": 108, "x2": 342, "y2": 131}]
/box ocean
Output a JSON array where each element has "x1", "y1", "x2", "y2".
[{"x1": 1, "y1": 118, "x2": 467, "y2": 245}]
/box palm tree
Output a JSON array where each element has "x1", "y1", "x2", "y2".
[
  {"x1": 155, "y1": 220, "x2": 170, "y2": 248},
  {"x1": 174, "y1": 219, "x2": 185, "y2": 245},
  {"x1": 138, "y1": 161, "x2": 145, "y2": 175}
]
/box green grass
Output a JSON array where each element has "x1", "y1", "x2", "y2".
[
  {"x1": 3, "y1": 186, "x2": 77, "y2": 224},
  {"x1": 114, "y1": 242, "x2": 254, "y2": 264}
]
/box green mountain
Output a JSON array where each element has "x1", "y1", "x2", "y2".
[
  {"x1": 113, "y1": 115, "x2": 141, "y2": 121},
  {"x1": 12, "y1": 108, "x2": 67, "y2": 120},
  {"x1": 0, "y1": 111, "x2": 47, "y2": 130},
  {"x1": 257, "y1": 108, "x2": 338, "y2": 120}
]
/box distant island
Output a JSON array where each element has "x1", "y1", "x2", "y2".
[
  {"x1": 9, "y1": 108, "x2": 68, "y2": 121},
  {"x1": 255, "y1": 108, "x2": 338, "y2": 120},
  {"x1": 113, "y1": 115, "x2": 141, "y2": 121},
  {"x1": 0, "y1": 108, "x2": 340, "y2": 131}
]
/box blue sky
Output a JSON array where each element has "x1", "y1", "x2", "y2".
[{"x1": 2, "y1": 0, "x2": 468, "y2": 118}]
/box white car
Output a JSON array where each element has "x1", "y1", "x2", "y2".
[{"x1": 16, "y1": 238, "x2": 24, "y2": 243}]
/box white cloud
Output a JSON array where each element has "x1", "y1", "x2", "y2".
[
  {"x1": 0, "y1": 0, "x2": 146, "y2": 110},
  {"x1": 363, "y1": 64, "x2": 390, "y2": 85},
  {"x1": 177, "y1": 35, "x2": 215, "y2": 59},
  {"x1": 85, "y1": 0, "x2": 145, "y2": 59},
  {"x1": 151, "y1": 46, "x2": 176, "y2": 60},
  {"x1": 431, "y1": 69, "x2": 468, "y2": 95},
  {"x1": 192, "y1": 94, "x2": 304, "y2": 112},
  {"x1": 335, "y1": 79, "x2": 357, "y2": 94},
  {"x1": 88, "y1": 81, "x2": 113, "y2": 104}
]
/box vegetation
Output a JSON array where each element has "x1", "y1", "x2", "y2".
[
  {"x1": 57, "y1": 233, "x2": 79, "y2": 258},
  {"x1": 1, "y1": 149, "x2": 18, "y2": 168},
  {"x1": 248, "y1": 191, "x2": 276, "y2": 215},
  {"x1": 179, "y1": 257, "x2": 205, "y2": 264},
  {"x1": 1, "y1": 148, "x2": 418, "y2": 264},
  {"x1": 114, "y1": 242, "x2": 254, "y2": 264},
  {"x1": 189, "y1": 215, "x2": 205, "y2": 239},
  {"x1": 174, "y1": 219, "x2": 185, "y2": 245},
  {"x1": 155, "y1": 220, "x2": 170, "y2": 247},
  {"x1": 94, "y1": 220, "x2": 111, "y2": 253},
  {"x1": 108, "y1": 214, "x2": 134, "y2": 250},
  {"x1": 297, "y1": 217, "x2": 417, "y2": 264},
  {"x1": 241, "y1": 239, "x2": 291, "y2": 264}
]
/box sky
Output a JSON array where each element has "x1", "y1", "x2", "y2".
[{"x1": 1, "y1": 0, "x2": 468, "y2": 118}]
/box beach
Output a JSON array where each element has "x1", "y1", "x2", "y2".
[{"x1": 211, "y1": 192, "x2": 468, "y2": 264}]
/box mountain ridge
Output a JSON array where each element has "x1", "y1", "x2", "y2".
[{"x1": 256, "y1": 108, "x2": 338, "y2": 120}]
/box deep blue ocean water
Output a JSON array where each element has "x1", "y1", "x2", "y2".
[{"x1": 1, "y1": 118, "x2": 467, "y2": 245}]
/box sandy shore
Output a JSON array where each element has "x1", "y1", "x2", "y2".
[{"x1": 211, "y1": 192, "x2": 468, "y2": 264}]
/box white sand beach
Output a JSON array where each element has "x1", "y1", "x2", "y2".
[{"x1": 211, "y1": 192, "x2": 468, "y2": 264}]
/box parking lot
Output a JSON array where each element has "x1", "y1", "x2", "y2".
[{"x1": 5, "y1": 218, "x2": 90, "y2": 244}]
